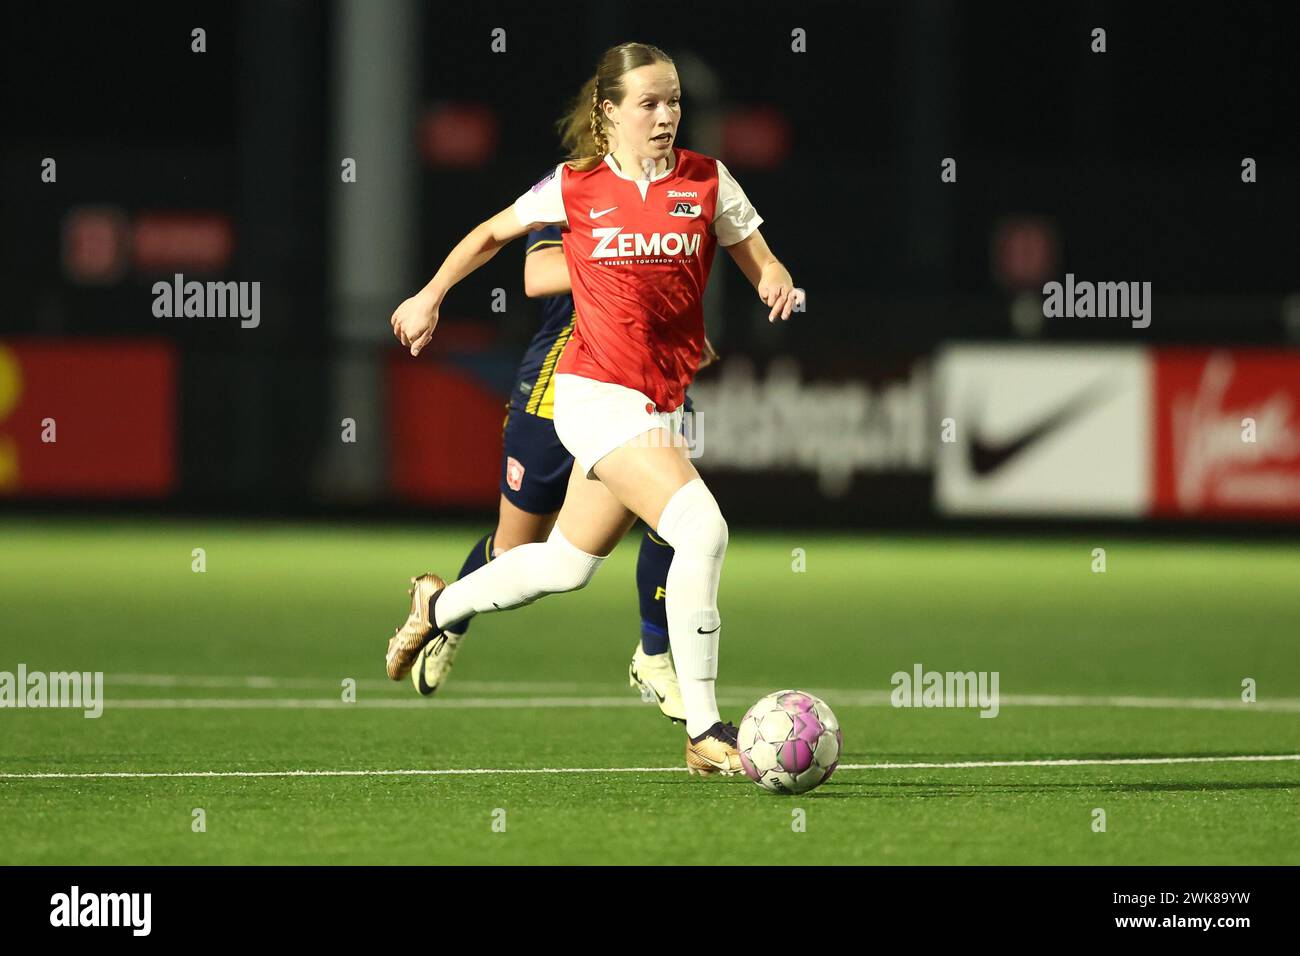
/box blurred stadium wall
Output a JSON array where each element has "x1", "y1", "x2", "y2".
[{"x1": 2, "y1": 1, "x2": 1298, "y2": 529}]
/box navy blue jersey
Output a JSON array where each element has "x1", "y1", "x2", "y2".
[{"x1": 512, "y1": 224, "x2": 576, "y2": 419}]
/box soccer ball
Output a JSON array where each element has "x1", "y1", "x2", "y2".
[{"x1": 737, "y1": 690, "x2": 842, "y2": 794}]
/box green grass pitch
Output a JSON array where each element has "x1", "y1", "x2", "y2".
[{"x1": 1, "y1": 518, "x2": 1297, "y2": 865}]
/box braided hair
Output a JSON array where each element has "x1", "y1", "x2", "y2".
[
  {"x1": 589, "y1": 82, "x2": 610, "y2": 160},
  {"x1": 556, "y1": 42, "x2": 674, "y2": 172}
]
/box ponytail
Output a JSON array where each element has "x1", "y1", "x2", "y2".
[{"x1": 555, "y1": 43, "x2": 675, "y2": 173}]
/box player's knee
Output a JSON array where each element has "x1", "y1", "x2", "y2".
[
  {"x1": 691, "y1": 509, "x2": 728, "y2": 560},
  {"x1": 542, "y1": 526, "x2": 603, "y2": 592},
  {"x1": 656, "y1": 479, "x2": 728, "y2": 560}
]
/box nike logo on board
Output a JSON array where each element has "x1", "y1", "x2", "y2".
[{"x1": 966, "y1": 379, "x2": 1115, "y2": 477}]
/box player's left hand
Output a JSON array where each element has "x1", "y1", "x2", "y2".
[{"x1": 758, "y1": 264, "x2": 803, "y2": 322}]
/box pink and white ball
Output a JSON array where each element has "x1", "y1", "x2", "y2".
[{"x1": 737, "y1": 690, "x2": 842, "y2": 794}]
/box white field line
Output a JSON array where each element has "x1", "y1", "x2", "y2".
[
  {"x1": 93, "y1": 676, "x2": 1300, "y2": 714},
  {"x1": 995, "y1": 693, "x2": 1300, "y2": 713},
  {"x1": 112, "y1": 674, "x2": 891, "y2": 696},
  {"x1": 109, "y1": 697, "x2": 651, "y2": 710},
  {"x1": 1, "y1": 754, "x2": 1297, "y2": 781},
  {"x1": 99, "y1": 694, "x2": 1300, "y2": 713},
  {"x1": 110, "y1": 674, "x2": 600, "y2": 693}
]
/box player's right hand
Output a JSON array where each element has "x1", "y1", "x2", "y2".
[{"x1": 390, "y1": 293, "x2": 440, "y2": 357}]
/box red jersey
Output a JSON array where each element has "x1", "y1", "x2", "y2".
[{"x1": 512, "y1": 148, "x2": 762, "y2": 411}]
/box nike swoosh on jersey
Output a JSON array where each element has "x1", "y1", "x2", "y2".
[{"x1": 590, "y1": 205, "x2": 618, "y2": 219}]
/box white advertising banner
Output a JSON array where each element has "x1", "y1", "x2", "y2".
[{"x1": 934, "y1": 345, "x2": 1150, "y2": 516}]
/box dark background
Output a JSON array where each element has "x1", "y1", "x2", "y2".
[{"x1": 1, "y1": 0, "x2": 1296, "y2": 518}]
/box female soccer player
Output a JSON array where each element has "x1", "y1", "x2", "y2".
[
  {"x1": 411, "y1": 79, "x2": 719, "y2": 722},
  {"x1": 388, "y1": 42, "x2": 800, "y2": 775},
  {"x1": 411, "y1": 201, "x2": 715, "y2": 725}
]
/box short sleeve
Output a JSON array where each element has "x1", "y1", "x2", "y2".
[
  {"x1": 513, "y1": 164, "x2": 568, "y2": 229},
  {"x1": 712, "y1": 160, "x2": 763, "y2": 247}
]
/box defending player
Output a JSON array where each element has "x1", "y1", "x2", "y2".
[{"x1": 387, "y1": 42, "x2": 800, "y2": 775}]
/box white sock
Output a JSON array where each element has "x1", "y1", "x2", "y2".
[
  {"x1": 654, "y1": 479, "x2": 728, "y2": 738},
  {"x1": 433, "y1": 526, "x2": 603, "y2": 632}
]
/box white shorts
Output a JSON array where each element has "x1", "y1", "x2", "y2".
[{"x1": 553, "y1": 373, "x2": 685, "y2": 478}]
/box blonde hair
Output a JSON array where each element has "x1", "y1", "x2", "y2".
[{"x1": 556, "y1": 42, "x2": 675, "y2": 172}]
